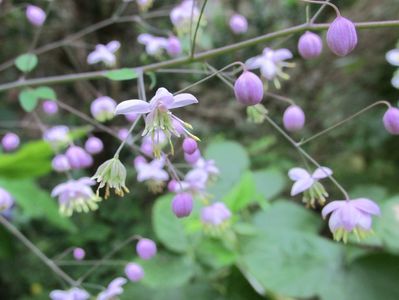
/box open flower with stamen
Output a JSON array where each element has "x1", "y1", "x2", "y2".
[
  {"x1": 135, "y1": 156, "x2": 169, "y2": 192},
  {"x1": 194, "y1": 158, "x2": 219, "y2": 182},
  {"x1": 137, "y1": 34, "x2": 169, "y2": 57},
  {"x1": 175, "y1": 168, "x2": 209, "y2": 198},
  {"x1": 170, "y1": 0, "x2": 200, "y2": 33},
  {"x1": 322, "y1": 198, "x2": 380, "y2": 243},
  {"x1": 96, "y1": 277, "x2": 127, "y2": 300},
  {"x1": 50, "y1": 287, "x2": 90, "y2": 300},
  {"x1": 245, "y1": 47, "x2": 294, "y2": 89},
  {"x1": 92, "y1": 157, "x2": 129, "y2": 198},
  {"x1": 201, "y1": 202, "x2": 232, "y2": 235},
  {"x1": 288, "y1": 167, "x2": 332, "y2": 208},
  {"x1": 51, "y1": 178, "x2": 101, "y2": 216},
  {"x1": 87, "y1": 41, "x2": 120, "y2": 67},
  {"x1": 43, "y1": 125, "x2": 70, "y2": 147},
  {"x1": 115, "y1": 87, "x2": 199, "y2": 157}
]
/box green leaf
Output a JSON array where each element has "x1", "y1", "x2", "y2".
[
  {"x1": 152, "y1": 194, "x2": 189, "y2": 253},
  {"x1": 35, "y1": 86, "x2": 57, "y2": 100},
  {"x1": 375, "y1": 196, "x2": 399, "y2": 252},
  {"x1": 222, "y1": 172, "x2": 257, "y2": 212},
  {"x1": 15, "y1": 53, "x2": 38, "y2": 73},
  {"x1": 18, "y1": 89, "x2": 38, "y2": 112},
  {"x1": 253, "y1": 168, "x2": 286, "y2": 200},
  {"x1": 146, "y1": 72, "x2": 157, "y2": 89},
  {"x1": 104, "y1": 68, "x2": 138, "y2": 81},
  {"x1": 0, "y1": 178, "x2": 76, "y2": 232},
  {"x1": 196, "y1": 238, "x2": 236, "y2": 269}
]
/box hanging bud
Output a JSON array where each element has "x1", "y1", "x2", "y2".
[
  {"x1": 326, "y1": 16, "x2": 358, "y2": 57},
  {"x1": 283, "y1": 105, "x2": 305, "y2": 132},
  {"x1": 297, "y1": 31, "x2": 323, "y2": 59},
  {"x1": 52, "y1": 154, "x2": 71, "y2": 172},
  {"x1": 184, "y1": 149, "x2": 201, "y2": 165},
  {"x1": 26, "y1": 5, "x2": 46, "y2": 27},
  {"x1": 234, "y1": 71, "x2": 264, "y2": 106},
  {"x1": 84, "y1": 137, "x2": 104, "y2": 154},
  {"x1": 42, "y1": 101, "x2": 58, "y2": 115},
  {"x1": 125, "y1": 263, "x2": 144, "y2": 282},
  {"x1": 73, "y1": 248, "x2": 85, "y2": 261},
  {"x1": 90, "y1": 96, "x2": 116, "y2": 122},
  {"x1": 65, "y1": 146, "x2": 93, "y2": 169},
  {"x1": 182, "y1": 138, "x2": 198, "y2": 155},
  {"x1": 1, "y1": 132, "x2": 20, "y2": 152},
  {"x1": 172, "y1": 193, "x2": 193, "y2": 218},
  {"x1": 136, "y1": 238, "x2": 157, "y2": 260},
  {"x1": 167, "y1": 36, "x2": 182, "y2": 57},
  {"x1": 383, "y1": 107, "x2": 399, "y2": 134},
  {"x1": 229, "y1": 14, "x2": 248, "y2": 34}
]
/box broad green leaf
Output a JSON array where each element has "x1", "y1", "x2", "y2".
[
  {"x1": 0, "y1": 179, "x2": 76, "y2": 232},
  {"x1": 374, "y1": 196, "x2": 399, "y2": 252},
  {"x1": 222, "y1": 171, "x2": 257, "y2": 212},
  {"x1": 104, "y1": 68, "x2": 138, "y2": 81},
  {"x1": 15, "y1": 53, "x2": 38, "y2": 72},
  {"x1": 196, "y1": 238, "x2": 236, "y2": 269},
  {"x1": 35, "y1": 86, "x2": 57, "y2": 100},
  {"x1": 253, "y1": 168, "x2": 286, "y2": 200},
  {"x1": 18, "y1": 89, "x2": 38, "y2": 112},
  {"x1": 152, "y1": 194, "x2": 189, "y2": 253}
]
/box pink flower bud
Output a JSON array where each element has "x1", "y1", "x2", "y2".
[
  {"x1": 51, "y1": 154, "x2": 70, "y2": 172},
  {"x1": 136, "y1": 238, "x2": 157, "y2": 260},
  {"x1": 234, "y1": 71, "x2": 264, "y2": 106},
  {"x1": 326, "y1": 16, "x2": 358, "y2": 57},
  {"x1": 167, "y1": 180, "x2": 178, "y2": 192},
  {"x1": 90, "y1": 96, "x2": 116, "y2": 122},
  {"x1": 65, "y1": 146, "x2": 93, "y2": 169},
  {"x1": 283, "y1": 105, "x2": 305, "y2": 132},
  {"x1": 73, "y1": 247, "x2": 85, "y2": 261},
  {"x1": 118, "y1": 128, "x2": 129, "y2": 141},
  {"x1": 172, "y1": 193, "x2": 193, "y2": 218},
  {"x1": 229, "y1": 14, "x2": 248, "y2": 34},
  {"x1": 383, "y1": 107, "x2": 399, "y2": 134},
  {"x1": 42, "y1": 101, "x2": 58, "y2": 115},
  {"x1": 184, "y1": 149, "x2": 201, "y2": 165},
  {"x1": 26, "y1": 5, "x2": 46, "y2": 27},
  {"x1": 167, "y1": 36, "x2": 182, "y2": 57},
  {"x1": 297, "y1": 31, "x2": 323, "y2": 59},
  {"x1": 125, "y1": 263, "x2": 144, "y2": 282},
  {"x1": 182, "y1": 138, "x2": 198, "y2": 155},
  {"x1": 2, "y1": 132, "x2": 20, "y2": 152},
  {"x1": 84, "y1": 137, "x2": 103, "y2": 154},
  {"x1": 134, "y1": 156, "x2": 146, "y2": 168}
]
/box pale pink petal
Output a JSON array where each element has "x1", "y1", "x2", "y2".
[
  {"x1": 321, "y1": 200, "x2": 345, "y2": 218},
  {"x1": 106, "y1": 40, "x2": 120, "y2": 53},
  {"x1": 260, "y1": 60, "x2": 277, "y2": 80},
  {"x1": 351, "y1": 198, "x2": 380, "y2": 215},
  {"x1": 328, "y1": 210, "x2": 343, "y2": 232},
  {"x1": 288, "y1": 167, "x2": 310, "y2": 181},
  {"x1": 169, "y1": 93, "x2": 198, "y2": 109},
  {"x1": 87, "y1": 51, "x2": 102, "y2": 64},
  {"x1": 150, "y1": 88, "x2": 174, "y2": 107},
  {"x1": 137, "y1": 33, "x2": 153, "y2": 44},
  {"x1": 340, "y1": 203, "x2": 359, "y2": 231},
  {"x1": 290, "y1": 177, "x2": 314, "y2": 196},
  {"x1": 115, "y1": 100, "x2": 151, "y2": 115},
  {"x1": 356, "y1": 211, "x2": 372, "y2": 230},
  {"x1": 312, "y1": 167, "x2": 333, "y2": 180},
  {"x1": 245, "y1": 56, "x2": 263, "y2": 69},
  {"x1": 273, "y1": 48, "x2": 293, "y2": 61}
]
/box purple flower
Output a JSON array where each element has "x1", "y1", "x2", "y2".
[
  {"x1": 26, "y1": 5, "x2": 46, "y2": 27},
  {"x1": 136, "y1": 238, "x2": 157, "y2": 260},
  {"x1": 201, "y1": 202, "x2": 231, "y2": 226},
  {"x1": 176, "y1": 168, "x2": 208, "y2": 195},
  {"x1": 172, "y1": 193, "x2": 193, "y2": 218},
  {"x1": 386, "y1": 49, "x2": 399, "y2": 66},
  {"x1": 52, "y1": 154, "x2": 71, "y2": 172},
  {"x1": 73, "y1": 247, "x2": 85, "y2": 261},
  {"x1": 125, "y1": 263, "x2": 144, "y2": 282},
  {"x1": 234, "y1": 71, "x2": 264, "y2": 106},
  {"x1": 90, "y1": 96, "x2": 116, "y2": 122},
  {"x1": 326, "y1": 16, "x2": 358, "y2": 57},
  {"x1": 0, "y1": 187, "x2": 14, "y2": 212},
  {"x1": 170, "y1": 0, "x2": 199, "y2": 31},
  {"x1": 322, "y1": 198, "x2": 380, "y2": 242},
  {"x1": 184, "y1": 149, "x2": 201, "y2": 165},
  {"x1": 65, "y1": 146, "x2": 93, "y2": 169},
  {"x1": 42, "y1": 100, "x2": 58, "y2": 115},
  {"x1": 229, "y1": 14, "x2": 248, "y2": 34},
  {"x1": 135, "y1": 156, "x2": 169, "y2": 192},
  {"x1": 125, "y1": 112, "x2": 138, "y2": 123},
  {"x1": 51, "y1": 177, "x2": 101, "y2": 216},
  {"x1": 136, "y1": 0, "x2": 154, "y2": 12},
  {"x1": 246, "y1": 48, "x2": 294, "y2": 88},
  {"x1": 383, "y1": 107, "x2": 399, "y2": 135},
  {"x1": 85, "y1": 137, "x2": 104, "y2": 154},
  {"x1": 283, "y1": 105, "x2": 305, "y2": 132},
  {"x1": 1, "y1": 132, "x2": 20, "y2": 152},
  {"x1": 137, "y1": 34, "x2": 169, "y2": 57},
  {"x1": 96, "y1": 277, "x2": 127, "y2": 300},
  {"x1": 167, "y1": 36, "x2": 182, "y2": 57},
  {"x1": 50, "y1": 288, "x2": 90, "y2": 300},
  {"x1": 194, "y1": 158, "x2": 219, "y2": 178},
  {"x1": 87, "y1": 41, "x2": 120, "y2": 66},
  {"x1": 182, "y1": 137, "x2": 198, "y2": 154},
  {"x1": 43, "y1": 126, "x2": 70, "y2": 145},
  {"x1": 297, "y1": 31, "x2": 323, "y2": 59}
]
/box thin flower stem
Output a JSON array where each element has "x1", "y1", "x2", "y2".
[
  {"x1": 205, "y1": 64, "x2": 235, "y2": 89},
  {"x1": 56, "y1": 260, "x2": 130, "y2": 266},
  {"x1": 191, "y1": 0, "x2": 209, "y2": 58},
  {"x1": 265, "y1": 92, "x2": 295, "y2": 105},
  {"x1": 1, "y1": 20, "x2": 399, "y2": 91},
  {"x1": 299, "y1": 0, "x2": 341, "y2": 17},
  {"x1": 0, "y1": 215, "x2": 78, "y2": 287},
  {"x1": 297, "y1": 100, "x2": 392, "y2": 146},
  {"x1": 309, "y1": 0, "x2": 331, "y2": 24}
]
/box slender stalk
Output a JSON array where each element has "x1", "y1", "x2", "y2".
[
  {"x1": 265, "y1": 92, "x2": 295, "y2": 105},
  {"x1": 299, "y1": 0, "x2": 340, "y2": 17},
  {"x1": 309, "y1": 0, "x2": 331, "y2": 23},
  {"x1": 191, "y1": 0, "x2": 208, "y2": 57}
]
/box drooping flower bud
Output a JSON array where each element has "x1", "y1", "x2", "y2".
[
  {"x1": 172, "y1": 193, "x2": 193, "y2": 218},
  {"x1": 52, "y1": 154, "x2": 71, "y2": 172},
  {"x1": 84, "y1": 137, "x2": 104, "y2": 154},
  {"x1": 182, "y1": 138, "x2": 198, "y2": 155},
  {"x1": 184, "y1": 149, "x2": 201, "y2": 165},
  {"x1": 118, "y1": 128, "x2": 129, "y2": 141},
  {"x1": 26, "y1": 5, "x2": 46, "y2": 27},
  {"x1": 125, "y1": 263, "x2": 144, "y2": 282},
  {"x1": 0, "y1": 187, "x2": 14, "y2": 212},
  {"x1": 73, "y1": 247, "x2": 85, "y2": 261},
  {"x1": 167, "y1": 36, "x2": 182, "y2": 57},
  {"x1": 326, "y1": 16, "x2": 358, "y2": 57},
  {"x1": 283, "y1": 105, "x2": 305, "y2": 132},
  {"x1": 229, "y1": 14, "x2": 248, "y2": 34},
  {"x1": 234, "y1": 71, "x2": 264, "y2": 106},
  {"x1": 42, "y1": 100, "x2": 58, "y2": 115},
  {"x1": 65, "y1": 146, "x2": 93, "y2": 169},
  {"x1": 383, "y1": 107, "x2": 399, "y2": 134},
  {"x1": 167, "y1": 179, "x2": 178, "y2": 192},
  {"x1": 297, "y1": 31, "x2": 323, "y2": 59},
  {"x1": 90, "y1": 96, "x2": 116, "y2": 122},
  {"x1": 2, "y1": 132, "x2": 20, "y2": 152},
  {"x1": 136, "y1": 238, "x2": 157, "y2": 260}
]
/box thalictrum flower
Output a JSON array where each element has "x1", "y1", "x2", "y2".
[
  {"x1": 96, "y1": 277, "x2": 127, "y2": 300},
  {"x1": 229, "y1": 14, "x2": 248, "y2": 34},
  {"x1": 87, "y1": 41, "x2": 120, "y2": 66},
  {"x1": 90, "y1": 96, "x2": 117, "y2": 122},
  {"x1": 51, "y1": 177, "x2": 101, "y2": 216},
  {"x1": 43, "y1": 126, "x2": 70, "y2": 146},
  {"x1": 322, "y1": 198, "x2": 380, "y2": 243},
  {"x1": 288, "y1": 167, "x2": 332, "y2": 207},
  {"x1": 125, "y1": 263, "x2": 144, "y2": 282},
  {"x1": 386, "y1": 49, "x2": 399, "y2": 66},
  {"x1": 1, "y1": 132, "x2": 20, "y2": 152},
  {"x1": 73, "y1": 247, "x2": 85, "y2": 261},
  {"x1": 65, "y1": 146, "x2": 93, "y2": 169},
  {"x1": 135, "y1": 156, "x2": 169, "y2": 192},
  {"x1": 115, "y1": 87, "x2": 199, "y2": 157},
  {"x1": 92, "y1": 157, "x2": 129, "y2": 198},
  {"x1": 170, "y1": 0, "x2": 199, "y2": 32},
  {"x1": 52, "y1": 154, "x2": 71, "y2": 172},
  {"x1": 42, "y1": 100, "x2": 58, "y2": 115},
  {"x1": 50, "y1": 287, "x2": 90, "y2": 300},
  {"x1": 201, "y1": 202, "x2": 232, "y2": 231},
  {"x1": 137, "y1": 33, "x2": 169, "y2": 57},
  {"x1": 136, "y1": 238, "x2": 157, "y2": 260},
  {"x1": 0, "y1": 187, "x2": 13, "y2": 212},
  {"x1": 26, "y1": 5, "x2": 46, "y2": 27},
  {"x1": 245, "y1": 47, "x2": 294, "y2": 89},
  {"x1": 136, "y1": 0, "x2": 154, "y2": 12},
  {"x1": 85, "y1": 136, "x2": 104, "y2": 154}
]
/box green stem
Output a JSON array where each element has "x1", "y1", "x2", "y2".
[{"x1": 190, "y1": 0, "x2": 208, "y2": 57}]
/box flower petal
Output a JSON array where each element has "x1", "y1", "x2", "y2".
[
  {"x1": 169, "y1": 93, "x2": 198, "y2": 109},
  {"x1": 312, "y1": 167, "x2": 333, "y2": 179},
  {"x1": 87, "y1": 51, "x2": 102, "y2": 64},
  {"x1": 322, "y1": 200, "x2": 345, "y2": 218},
  {"x1": 290, "y1": 177, "x2": 314, "y2": 196},
  {"x1": 356, "y1": 211, "x2": 372, "y2": 230},
  {"x1": 351, "y1": 198, "x2": 380, "y2": 215},
  {"x1": 288, "y1": 167, "x2": 310, "y2": 181},
  {"x1": 340, "y1": 202, "x2": 359, "y2": 231},
  {"x1": 137, "y1": 33, "x2": 153, "y2": 44},
  {"x1": 115, "y1": 100, "x2": 150, "y2": 115},
  {"x1": 245, "y1": 56, "x2": 263, "y2": 69},
  {"x1": 386, "y1": 49, "x2": 399, "y2": 66},
  {"x1": 106, "y1": 40, "x2": 120, "y2": 53},
  {"x1": 260, "y1": 60, "x2": 277, "y2": 80},
  {"x1": 273, "y1": 48, "x2": 293, "y2": 61},
  {"x1": 328, "y1": 210, "x2": 342, "y2": 232}
]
